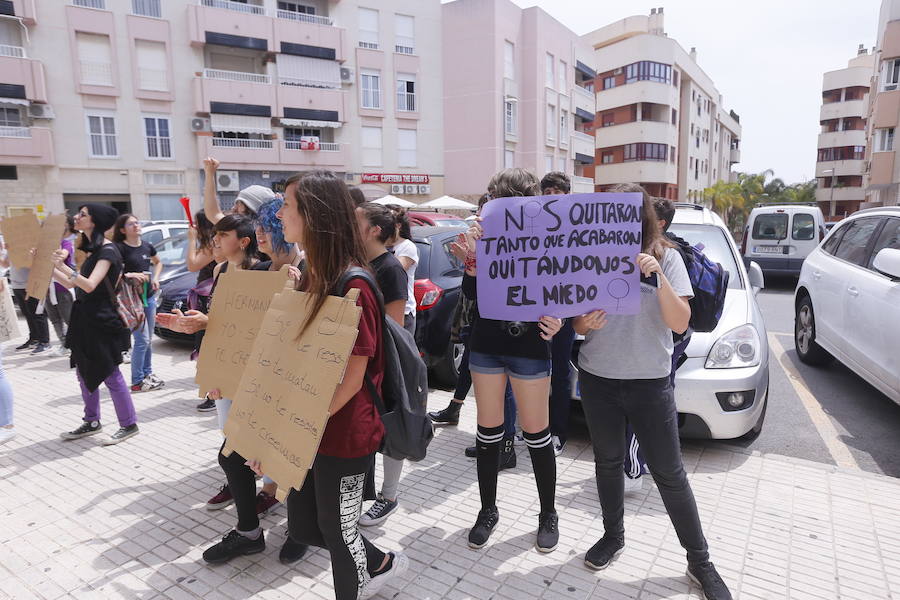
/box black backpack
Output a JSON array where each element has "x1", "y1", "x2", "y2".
[
  {"x1": 336, "y1": 268, "x2": 434, "y2": 462},
  {"x1": 669, "y1": 235, "x2": 729, "y2": 333}
]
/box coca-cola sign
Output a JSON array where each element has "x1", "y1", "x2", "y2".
[{"x1": 361, "y1": 173, "x2": 430, "y2": 184}]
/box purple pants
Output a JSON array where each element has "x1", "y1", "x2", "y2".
[{"x1": 76, "y1": 368, "x2": 137, "y2": 428}]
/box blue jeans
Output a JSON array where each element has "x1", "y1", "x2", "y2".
[
  {"x1": 131, "y1": 294, "x2": 157, "y2": 386},
  {"x1": 0, "y1": 348, "x2": 13, "y2": 427},
  {"x1": 469, "y1": 351, "x2": 551, "y2": 380}
]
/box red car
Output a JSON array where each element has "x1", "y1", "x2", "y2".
[{"x1": 408, "y1": 212, "x2": 470, "y2": 228}]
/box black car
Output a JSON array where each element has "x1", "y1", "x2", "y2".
[
  {"x1": 411, "y1": 225, "x2": 466, "y2": 386},
  {"x1": 153, "y1": 233, "x2": 197, "y2": 343}
]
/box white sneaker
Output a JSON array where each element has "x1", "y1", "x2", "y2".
[
  {"x1": 360, "y1": 551, "x2": 409, "y2": 599},
  {"x1": 624, "y1": 474, "x2": 644, "y2": 495},
  {"x1": 49, "y1": 345, "x2": 69, "y2": 357},
  {"x1": 551, "y1": 435, "x2": 564, "y2": 457},
  {"x1": 122, "y1": 350, "x2": 131, "y2": 364},
  {"x1": 0, "y1": 427, "x2": 16, "y2": 446}
]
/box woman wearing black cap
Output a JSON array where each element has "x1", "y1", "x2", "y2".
[{"x1": 50, "y1": 203, "x2": 139, "y2": 446}]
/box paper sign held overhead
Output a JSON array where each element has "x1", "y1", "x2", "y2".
[
  {"x1": 195, "y1": 266, "x2": 292, "y2": 400},
  {"x1": 476, "y1": 192, "x2": 643, "y2": 321},
  {"x1": 26, "y1": 214, "x2": 68, "y2": 301},
  {"x1": 222, "y1": 284, "x2": 362, "y2": 502},
  {"x1": 0, "y1": 213, "x2": 41, "y2": 269}
]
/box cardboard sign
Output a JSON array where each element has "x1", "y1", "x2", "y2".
[
  {"x1": 476, "y1": 192, "x2": 643, "y2": 321},
  {"x1": 0, "y1": 213, "x2": 41, "y2": 269},
  {"x1": 0, "y1": 284, "x2": 21, "y2": 343},
  {"x1": 222, "y1": 284, "x2": 362, "y2": 502},
  {"x1": 195, "y1": 266, "x2": 292, "y2": 399},
  {"x1": 26, "y1": 215, "x2": 67, "y2": 301}
]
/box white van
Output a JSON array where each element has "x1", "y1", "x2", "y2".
[{"x1": 742, "y1": 205, "x2": 826, "y2": 276}]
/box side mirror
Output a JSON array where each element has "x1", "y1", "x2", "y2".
[
  {"x1": 748, "y1": 261, "x2": 765, "y2": 294},
  {"x1": 873, "y1": 248, "x2": 900, "y2": 281}
]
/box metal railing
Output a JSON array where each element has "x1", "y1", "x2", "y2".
[
  {"x1": 397, "y1": 92, "x2": 416, "y2": 112},
  {"x1": 0, "y1": 45, "x2": 25, "y2": 58},
  {"x1": 275, "y1": 10, "x2": 332, "y2": 26},
  {"x1": 395, "y1": 45, "x2": 415, "y2": 55},
  {"x1": 204, "y1": 68, "x2": 271, "y2": 84},
  {"x1": 200, "y1": 0, "x2": 264, "y2": 16},
  {"x1": 359, "y1": 41, "x2": 380, "y2": 50},
  {"x1": 132, "y1": 0, "x2": 161, "y2": 17},
  {"x1": 284, "y1": 141, "x2": 340, "y2": 151},
  {"x1": 79, "y1": 60, "x2": 114, "y2": 86},
  {"x1": 73, "y1": 0, "x2": 106, "y2": 8},
  {"x1": 571, "y1": 175, "x2": 593, "y2": 187},
  {"x1": 139, "y1": 68, "x2": 168, "y2": 91},
  {"x1": 0, "y1": 127, "x2": 31, "y2": 138},
  {"x1": 211, "y1": 138, "x2": 273, "y2": 149}
]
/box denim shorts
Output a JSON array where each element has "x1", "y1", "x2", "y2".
[{"x1": 469, "y1": 351, "x2": 551, "y2": 380}]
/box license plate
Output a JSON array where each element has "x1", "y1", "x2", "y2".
[{"x1": 754, "y1": 246, "x2": 783, "y2": 254}]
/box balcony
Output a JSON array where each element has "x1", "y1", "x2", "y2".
[
  {"x1": 819, "y1": 99, "x2": 867, "y2": 121},
  {"x1": 594, "y1": 120, "x2": 677, "y2": 149},
  {"x1": 279, "y1": 141, "x2": 346, "y2": 167},
  {"x1": 572, "y1": 84, "x2": 595, "y2": 116},
  {"x1": 188, "y1": 1, "x2": 272, "y2": 50},
  {"x1": 277, "y1": 85, "x2": 345, "y2": 123},
  {"x1": 596, "y1": 80, "x2": 678, "y2": 113},
  {"x1": 201, "y1": 0, "x2": 263, "y2": 15},
  {"x1": 0, "y1": 126, "x2": 54, "y2": 165},
  {"x1": 275, "y1": 10, "x2": 331, "y2": 26},
  {"x1": 0, "y1": 45, "x2": 25, "y2": 58},
  {"x1": 0, "y1": 55, "x2": 48, "y2": 102},
  {"x1": 815, "y1": 186, "x2": 865, "y2": 204},
  {"x1": 273, "y1": 15, "x2": 345, "y2": 63},
  {"x1": 571, "y1": 175, "x2": 594, "y2": 194},
  {"x1": 194, "y1": 73, "x2": 277, "y2": 114},
  {"x1": 204, "y1": 68, "x2": 271, "y2": 85},
  {"x1": 198, "y1": 135, "x2": 278, "y2": 168},
  {"x1": 814, "y1": 160, "x2": 866, "y2": 178},
  {"x1": 571, "y1": 131, "x2": 595, "y2": 158},
  {"x1": 595, "y1": 160, "x2": 677, "y2": 186},
  {"x1": 397, "y1": 92, "x2": 416, "y2": 113},
  {"x1": 817, "y1": 130, "x2": 866, "y2": 149},
  {"x1": 729, "y1": 148, "x2": 741, "y2": 164}
]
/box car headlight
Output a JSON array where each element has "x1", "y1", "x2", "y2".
[{"x1": 705, "y1": 324, "x2": 761, "y2": 369}]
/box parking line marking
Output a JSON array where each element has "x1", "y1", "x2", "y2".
[{"x1": 767, "y1": 333, "x2": 859, "y2": 470}]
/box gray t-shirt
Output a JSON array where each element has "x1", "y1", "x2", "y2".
[
  {"x1": 9, "y1": 266, "x2": 29, "y2": 289},
  {"x1": 578, "y1": 248, "x2": 693, "y2": 380}
]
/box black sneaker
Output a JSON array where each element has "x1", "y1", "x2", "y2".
[
  {"x1": 278, "y1": 536, "x2": 308, "y2": 565},
  {"x1": 428, "y1": 400, "x2": 462, "y2": 425},
  {"x1": 15, "y1": 340, "x2": 36, "y2": 351},
  {"x1": 535, "y1": 511, "x2": 559, "y2": 553},
  {"x1": 103, "y1": 424, "x2": 139, "y2": 445},
  {"x1": 467, "y1": 506, "x2": 499, "y2": 549},
  {"x1": 60, "y1": 420, "x2": 102, "y2": 440},
  {"x1": 499, "y1": 437, "x2": 516, "y2": 471},
  {"x1": 359, "y1": 493, "x2": 399, "y2": 527},
  {"x1": 584, "y1": 535, "x2": 625, "y2": 570},
  {"x1": 30, "y1": 343, "x2": 51, "y2": 355},
  {"x1": 197, "y1": 397, "x2": 216, "y2": 412},
  {"x1": 203, "y1": 530, "x2": 265, "y2": 565},
  {"x1": 687, "y1": 561, "x2": 733, "y2": 600},
  {"x1": 464, "y1": 445, "x2": 476, "y2": 458}
]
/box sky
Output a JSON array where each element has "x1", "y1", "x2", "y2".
[{"x1": 443, "y1": 0, "x2": 884, "y2": 185}]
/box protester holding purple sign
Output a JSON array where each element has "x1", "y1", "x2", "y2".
[
  {"x1": 573, "y1": 184, "x2": 732, "y2": 600},
  {"x1": 458, "y1": 169, "x2": 563, "y2": 554}
]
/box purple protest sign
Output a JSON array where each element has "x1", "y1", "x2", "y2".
[{"x1": 475, "y1": 192, "x2": 642, "y2": 321}]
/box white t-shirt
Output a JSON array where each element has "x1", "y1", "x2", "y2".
[{"x1": 391, "y1": 238, "x2": 419, "y2": 316}]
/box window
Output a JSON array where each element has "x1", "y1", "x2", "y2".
[
  {"x1": 558, "y1": 60, "x2": 566, "y2": 91},
  {"x1": 671, "y1": 108, "x2": 677, "y2": 125},
  {"x1": 361, "y1": 126, "x2": 382, "y2": 167},
  {"x1": 670, "y1": 146, "x2": 676, "y2": 163},
  {"x1": 132, "y1": 0, "x2": 161, "y2": 18},
  {"x1": 545, "y1": 53, "x2": 554, "y2": 87},
  {"x1": 624, "y1": 61, "x2": 671, "y2": 84},
  {"x1": 504, "y1": 101, "x2": 516, "y2": 135},
  {"x1": 504, "y1": 149, "x2": 514, "y2": 169},
  {"x1": 135, "y1": 40, "x2": 168, "y2": 91},
  {"x1": 559, "y1": 110, "x2": 568, "y2": 142},
  {"x1": 86, "y1": 114, "x2": 117, "y2": 157},
  {"x1": 396, "y1": 74, "x2": 416, "y2": 111},
  {"x1": 398, "y1": 128, "x2": 416, "y2": 167},
  {"x1": 602, "y1": 76, "x2": 615, "y2": 90},
  {"x1": 622, "y1": 143, "x2": 667, "y2": 162},
  {"x1": 601, "y1": 151, "x2": 614, "y2": 164},
  {"x1": 0, "y1": 107, "x2": 21, "y2": 127},
  {"x1": 277, "y1": 53, "x2": 342, "y2": 88},
  {"x1": 882, "y1": 58, "x2": 900, "y2": 92},
  {"x1": 144, "y1": 116, "x2": 171, "y2": 159},
  {"x1": 360, "y1": 69, "x2": 381, "y2": 109},
  {"x1": 876, "y1": 127, "x2": 895, "y2": 152},
  {"x1": 284, "y1": 127, "x2": 323, "y2": 146},
  {"x1": 73, "y1": 0, "x2": 105, "y2": 7},
  {"x1": 359, "y1": 8, "x2": 379, "y2": 49},
  {"x1": 817, "y1": 146, "x2": 866, "y2": 161},
  {"x1": 545, "y1": 155, "x2": 553, "y2": 174},
  {"x1": 601, "y1": 112, "x2": 614, "y2": 127},
  {"x1": 557, "y1": 157, "x2": 566, "y2": 173},
  {"x1": 279, "y1": 2, "x2": 317, "y2": 16},
  {"x1": 394, "y1": 14, "x2": 414, "y2": 54},
  {"x1": 833, "y1": 218, "x2": 881, "y2": 266},
  {"x1": 791, "y1": 213, "x2": 816, "y2": 241},
  {"x1": 546, "y1": 104, "x2": 556, "y2": 141},
  {"x1": 149, "y1": 194, "x2": 186, "y2": 221},
  {"x1": 0, "y1": 166, "x2": 17, "y2": 180},
  {"x1": 751, "y1": 213, "x2": 788, "y2": 241},
  {"x1": 504, "y1": 41, "x2": 514, "y2": 79},
  {"x1": 869, "y1": 218, "x2": 900, "y2": 269},
  {"x1": 76, "y1": 32, "x2": 113, "y2": 86}
]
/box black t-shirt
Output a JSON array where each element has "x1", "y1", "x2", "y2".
[
  {"x1": 117, "y1": 241, "x2": 157, "y2": 274},
  {"x1": 371, "y1": 251, "x2": 408, "y2": 305},
  {"x1": 77, "y1": 243, "x2": 124, "y2": 303}
]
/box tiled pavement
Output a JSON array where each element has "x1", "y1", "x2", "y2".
[{"x1": 0, "y1": 335, "x2": 898, "y2": 600}]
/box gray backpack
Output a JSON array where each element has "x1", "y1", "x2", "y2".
[{"x1": 337, "y1": 268, "x2": 434, "y2": 461}]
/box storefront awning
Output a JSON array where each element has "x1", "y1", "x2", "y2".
[
  {"x1": 280, "y1": 118, "x2": 341, "y2": 129},
  {"x1": 209, "y1": 113, "x2": 272, "y2": 134}
]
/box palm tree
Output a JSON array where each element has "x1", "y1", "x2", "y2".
[{"x1": 703, "y1": 180, "x2": 743, "y2": 230}]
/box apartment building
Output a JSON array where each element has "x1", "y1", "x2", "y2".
[
  {"x1": 442, "y1": 0, "x2": 597, "y2": 199},
  {"x1": 0, "y1": 0, "x2": 443, "y2": 219},
  {"x1": 584, "y1": 8, "x2": 741, "y2": 203},
  {"x1": 815, "y1": 45, "x2": 875, "y2": 220}
]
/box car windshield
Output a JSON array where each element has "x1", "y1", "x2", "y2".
[
  {"x1": 154, "y1": 234, "x2": 188, "y2": 268},
  {"x1": 668, "y1": 223, "x2": 744, "y2": 290},
  {"x1": 751, "y1": 213, "x2": 788, "y2": 241},
  {"x1": 434, "y1": 219, "x2": 469, "y2": 228}
]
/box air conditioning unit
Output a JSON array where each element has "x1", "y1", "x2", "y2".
[
  {"x1": 217, "y1": 170, "x2": 240, "y2": 192},
  {"x1": 418, "y1": 185, "x2": 431, "y2": 195},
  {"x1": 404, "y1": 185, "x2": 417, "y2": 195},
  {"x1": 28, "y1": 104, "x2": 55, "y2": 119},
  {"x1": 340, "y1": 67, "x2": 354, "y2": 83},
  {"x1": 190, "y1": 117, "x2": 211, "y2": 132},
  {"x1": 390, "y1": 184, "x2": 404, "y2": 194}
]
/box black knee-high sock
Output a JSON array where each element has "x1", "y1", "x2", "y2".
[
  {"x1": 476, "y1": 424, "x2": 504, "y2": 510},
  {"x1": 524, "y1": 427, "x2": 557, "y2": 514}
]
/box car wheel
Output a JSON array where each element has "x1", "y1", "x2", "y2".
[
  {"x1": 740, "y1": 387, "x2": 767, "y2": 441},
  {"x1": 794, "y1": 295, "x2": 832, "y2": 366},
  {"x1": 433, "y1": 341, "x2": 465, "y2": 388}
]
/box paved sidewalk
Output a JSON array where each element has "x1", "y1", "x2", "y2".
[{"x1": 0, "y1": 336, "x2": 898, "y2": 600}]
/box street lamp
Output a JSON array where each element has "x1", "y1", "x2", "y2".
[{"x1": 823, "y1": 168, "x2": 835, "y2": 217}]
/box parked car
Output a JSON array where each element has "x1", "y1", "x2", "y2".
[
  {"x1": 140, "y1": 220, "x2": 190, "y2": 246},
  {"x1": 794, "y1": 206, "x2": 900, "y2": 405},
  {"x1": 571, "y1": 204, "x2": 770, "y2": 440},
  {"x1": 408, "y1": 212, "x2": 470, "y2": 228},
  {"x1": 153, "y1": 233, "x2": 197, "y2": 343},
  {"x1": 411, "y1": 225, "x2": 467, "y2": 386},
  {"x1": 154, "y1": 233, "x2": 190, "y2": 282},
  {"x1": 742, "y1": 205, "x2": 826, "y2": 277}
]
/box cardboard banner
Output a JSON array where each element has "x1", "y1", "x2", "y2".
[
  {"x1": 26, "y1": 214, "x2": 67, "y2": 301},
  {"x1": 195, "y1": 266, "x2": 291, "y2": 399},
  {"x1": 0, "y1": 213, "x2": 41, "y2": 269},
  {"x1": 476, "y1": 192, "x2": 643, "y2": 321},
  {"x1": 0, "y1": 284, "x2": 21, "y2": 343},
  {"x1": 222, "y1": 283, "x2": 362, "y2": 502}
]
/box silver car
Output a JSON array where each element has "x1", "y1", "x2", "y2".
[{"x1": 571, "y1": 204, "x2": 770, "y2": 440}]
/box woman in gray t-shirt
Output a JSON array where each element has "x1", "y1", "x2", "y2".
[{"x1": 573, "y1": 184, "x2": 733, "y2": 600}]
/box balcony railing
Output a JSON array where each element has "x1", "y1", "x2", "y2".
[
  {"x1": 79, "y1": 60, "x2": 113, "y2": 86},
  {"x1": 395, "y1": 45, "x2": 415, "y2": 55},
  {"x1": 211, "y1": 138, "x2": 273, "y2": 149},
  {"x1": 359, "y1": 41, "x2": 380, "y2": 50},
  {"x1": 276, "y1": 10, "x2": 332, "y2": 26},
  {"x1": 200, "y1": 0, "x2": 264, "y2": 16},
  {"x1": 0, "y1": 127, "x2": 31, "y2": 138},
  {"x1": 572, "y1": 130, "x2": 594, "y2": 144},
  {"x1": 397, "y1": 92, "x2": 416, "y2": 112},
  {"x1": 574, "y1": 85, "x2": 594, "y2": 101},
  {"x1": 73, "y1": 0, "x2": 106, "y2": 8},
  {"x1": 204, "y1": 68, "x2": 271, "y2": 84},
  {"x1": 284, "y1": 141, "x2": 340, "y2": 151},
  {"x1": 0, "y1": 45, "x2": 26, "y2": 58}
]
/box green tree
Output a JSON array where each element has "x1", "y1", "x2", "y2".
[{"x1": 703, "y1": 180, "x2": 743, "y2": 231}]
